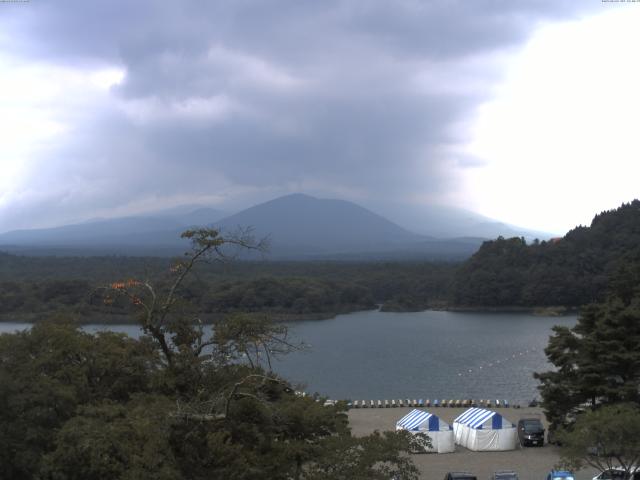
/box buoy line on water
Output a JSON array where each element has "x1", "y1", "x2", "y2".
[{"x1": 455, "y1": 347, "x2": 540, "y2": 377}]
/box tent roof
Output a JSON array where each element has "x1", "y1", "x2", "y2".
[
  {"x1": 454, "y1": 407, "x2": 503, "y2": 429},
  {"x1": 397, "y1": 409, "x2": 445, "y2": 431}
]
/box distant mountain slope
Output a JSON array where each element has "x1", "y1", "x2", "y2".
[
  {"x1": 0, "y1": 207, "x2": 223, "y2": 249},
  {"x1": 0, "y1": 193, "x2": 512, "y2": 260},
  {"x1": 372, "y1": 203, "x2": 553, "y2": 240},
  {"x1": 452, "y1": 200, "x2": 640, "y2": 307},
  {"x1": 214, "y1": 193, "x2": 426, "y2": 256}
]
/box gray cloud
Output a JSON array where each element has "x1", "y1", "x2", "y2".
[{"x1": 0, "y1": 0, "x2": 599, "y2": 232}]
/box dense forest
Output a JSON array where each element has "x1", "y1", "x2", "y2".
[
  {"x1": 0, "y1": 254, "x2": 455, "y2": 322},
  {"x1": 452, "y1": 200, "x2": 640, "y2": 308}
]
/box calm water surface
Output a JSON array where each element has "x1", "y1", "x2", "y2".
[
  {"x1": 275, "y1": 310, "x2": 576, "y2": 404},
  {"x1": 0, "y1": 310, "x2": 576, "y2": 404}
]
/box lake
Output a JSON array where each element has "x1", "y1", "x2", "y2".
[{"x1": 0, "y1": 310, "x2": 576, "y2": 405}]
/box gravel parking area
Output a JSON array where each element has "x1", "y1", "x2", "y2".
[{"x1": 348, "y1": 406, "x2": 598, "y2": 480}]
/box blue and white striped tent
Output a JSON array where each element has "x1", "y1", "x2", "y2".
[
  {"x1": 396, "y1": 409, "x2": 454, "y2": 453},
  {"x1": 453, "y1": 408, "x2": 517, "y2": 451}
]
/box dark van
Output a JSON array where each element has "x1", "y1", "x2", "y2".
[{"x1": 517, "y1": 417, "x2": 545, "y2": 447}]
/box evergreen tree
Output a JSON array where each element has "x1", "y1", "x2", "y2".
[
  {"x1": 453, "y1": 200, "x2": 640, "y2": 307},
  {"x1": 535, "y1": 266, "x2": 640, "y2": 429}
]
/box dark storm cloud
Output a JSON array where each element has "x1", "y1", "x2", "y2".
[
  {"x1": 0, "y1": 0, "x2": 599, "y2": 231},
  {"x1": 8, "y1": 1, "x2": 585, "y2": 64}
]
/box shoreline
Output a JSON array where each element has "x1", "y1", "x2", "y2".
[
  {"x1": 0, "y1": 304, "x2": 579, "y2": 325},
  {"x1": 431, "y1": 305, "x2": 580, "y2": 316},
  {"x1": 0, "y1": 309, "x2": 374, "y2": 325}
]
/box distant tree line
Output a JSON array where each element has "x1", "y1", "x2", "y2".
[{"x1": 0, "y1": 258, "x2": 456, "y2": 321}]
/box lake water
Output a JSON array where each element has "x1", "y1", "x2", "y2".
[{"x1": 0, "y1": 310, "x2": 576, "y2": 405}]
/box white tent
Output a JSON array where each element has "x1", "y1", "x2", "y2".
[
  {"x1": 396, "y1": 409, "x2": 455, "y2": 453},
  {"x1": 453, "y1": 407, "x2": 517, "y2": 451}
]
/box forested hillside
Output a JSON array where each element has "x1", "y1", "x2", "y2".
[
  {"x1": 0, "y1": 255, "x2": 455, "y2": 321},
  {"x1": 452, "y1": 200, "x2": 640, "y2": 307}
]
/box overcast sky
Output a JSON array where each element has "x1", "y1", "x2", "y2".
[{"x1": 1, "y1": 0, "x2": 638, "y2": 234}]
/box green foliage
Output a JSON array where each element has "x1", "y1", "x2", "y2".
[
  {"x1": 41, "y1": 396, "x2": 180, "y2": 480},
  {"x1": 303, "y1": 430, "x2": 420, "y2": 480},
  {"x1": 0, "y1": 229, "x2": 418, "y2": 479},
  {"x1": 0, "y1": 320, "x2": 417, "y2": 480},
  {"x1": 0, "y1": 321, "x2": 158, "y2": 479},
  {"x1": 0, "y1": 256, "x2": 456, "y2": 320},
  {"x1": 204, "y1": 276, "x2": 375, "y2": 315},
  {"x1": 535, "y1": 287, "x2": 640, "y2": 429},
  {"x1": 535, "y1": 235, "x2": 640, "y2": 475},
  {"x1": 453, "y1": 201, "x2": 640, "y2": 307},
  {"x1": 557, "y1": 404, "x2": 640, "y2": 475}
]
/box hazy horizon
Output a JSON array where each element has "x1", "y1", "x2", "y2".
[
  {"x1": 0, "y1": 191, "x2": 558, "y2": 239},
  {"x1": 1, "y1": 1, "x2": 639, "y2": 235}
]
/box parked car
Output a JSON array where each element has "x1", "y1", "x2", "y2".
[
  {"x1": 592, "y1": 468, "x2": 640, "y2": 480},
  {"x1": 491, "y1": 470, "x2": 519, "y2": 479},
  {"x1": 518, "y1": 417, "x2": 545, "y2": 446},
  {"x1": 546, "y1": 470, "x2": 575, "y2": 480},
  {"x1": 443, "y1": 472, "x2": 478, "y2": 480}
]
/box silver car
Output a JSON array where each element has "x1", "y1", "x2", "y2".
[{"x1": 592, "y1": 468, "x2": 639, "y2": 480}]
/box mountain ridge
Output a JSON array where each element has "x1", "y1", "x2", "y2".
[
  {"x1": 0, "y1": 193, "x2": 539, "y2": 259},
  {"x1": 214, "y1": 193, "x2": 426, "y2": 256}
]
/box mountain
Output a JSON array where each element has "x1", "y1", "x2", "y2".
[
  {"x1": 213, "y1": 193, "x2": 427, "y2": 257},
  {"x1": 3, "y1": 194, "x2": 543, "y2": 259},
  {"x1": 211, "y1": 194, "x2": 489, "y2": 259},
  {"x1": 370, "y1": 202, "x2": 553, "y2": 240},
  {"x1": 0, "y1": 194, "x2": 485, "y2": 259},
  {"x1": 0, "y1": 207, "x2": 224, "y2": 254}
]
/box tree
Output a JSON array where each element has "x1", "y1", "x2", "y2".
[
  {"x1": 535, "y1": 289, "x2": 640, "y2": 429},
  {"x1": 213, "y1": 313, "x2": 304, "y2": 370},
  {"x1": 41, "y1": 396, "x2": 180, "y2": 480},
  {"x1": 303, "y1": 430, "x2": 421, "y2": 480},
  {"x1": 557, "y1": 404, "x2": 640, "y2": 476},
  {"x1": 99, "y1": 227, "x2": 269, "y2": 368},
  {"x1": 0, "y1": 321, "x2": 158, "y2": 479}
]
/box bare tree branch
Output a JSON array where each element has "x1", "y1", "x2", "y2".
[{"x1": 97, "y1": 227, "x2": 268, "y2": 366}]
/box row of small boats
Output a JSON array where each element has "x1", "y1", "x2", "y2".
[{"x1": 349, "y1": 398, "x2": 512, "y2": 409}]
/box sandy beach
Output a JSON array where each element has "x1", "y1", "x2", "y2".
[{"x1": 348, "y1": 406, "x2": 599, "y2": 480}]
